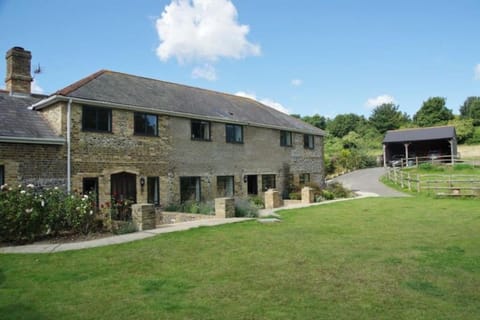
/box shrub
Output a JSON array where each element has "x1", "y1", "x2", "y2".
[
  {"x1": 0, "y1": 184, "x2": 97, "y2": 244},
  {"x1": 163, "y1": 203, "x2": 180, "y2": 212},
  {"x1": 325, "y1": 181, "x2": 352, "y2": 199},
  {"x1": 289, "y1": 192, "x2": 301, "y2": 200},
  {"x1": 112, "y1": 221, "x2": 137, "y2": 235},
  {"x1": 163, "y1": 201, "x2": 214, "y2": 215},
  {"x1": 321, "y1": 190, "x2": 335, "y2": 200},
  {"x1": 234, "y1": 198, "x2": 259, "y2": 218},
  {"x1": 249, "y1": 196, "x2": 265, "y2": 209}
]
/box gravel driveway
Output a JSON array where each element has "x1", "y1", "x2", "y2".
[{"x1": 331, "y1": 167, "x2": 408, "y2": 197}]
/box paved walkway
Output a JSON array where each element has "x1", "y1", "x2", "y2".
[
  {"x1": 1, "y1": 168, "x2": 402, "y2": 254},
  {"x1": 0, "y1": 218, "x2": 251, "y2": 254}
]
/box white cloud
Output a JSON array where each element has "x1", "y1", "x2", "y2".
[
  {"x1": 31, "y1": 79, "x2": 44, "y2": 94},
  {"x1": 235, "y1": 91, "x2": 290, "y2": 114},
  {"x1": 155, "y1": 0, "x2": 261, "y2": 64},
  {"x1": 192, "y1": 64, "x2": 217, "y2": 80},
  {"x1": 291, "y1": 79, "x2": 302, "y2": 87},
  {"x1": 474, "y1": 64, "x2": 480, "y2": 80},
  {"x1": 365, "y1": 94, "x2": 395, "y2": 109}
]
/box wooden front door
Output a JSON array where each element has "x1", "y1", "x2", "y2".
[
  {"x1": 111, "y1": 172, "x2": 137, "y2": 220},
  {"x1": 111, "y1": 172, "x2": 137, "y2": 203}
]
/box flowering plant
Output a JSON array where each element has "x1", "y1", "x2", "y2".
[{"x1": 0, "y1": 184, "x2": 97, "y2": 243}]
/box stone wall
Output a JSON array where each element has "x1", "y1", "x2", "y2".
[
  {"x1": 0, "y1": 142, "x2": 66, "y2": 188},
  {"x1": 158, "y1": 211, "x2": 216, "y2": 225},
  {"x1": 29, "y1": 102, "x2": 324, "y2": 207}
]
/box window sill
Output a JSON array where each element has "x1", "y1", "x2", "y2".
[
  {"x1": 226, "y1": 141, "x2": 244, "y2": 144},
  {"x1": 134, "y1": 133, "x2": 159, "y2": 137},
  {"x1": 191, "y1": 138, "x2": 212, "y2": 142},
  {"x1": 82, "y1": 129, "x2": 113, "y2": 134}
]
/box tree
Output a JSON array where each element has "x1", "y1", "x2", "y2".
[
  {"x1": 459, "y1": 97, "x2": 480, "y2": 126},
  {"x1": 326, "y1": 113, "x2": 367, "y2": 138},
  {"x1": 302, "y1": 114, "x2": 327, "y2": 130},
  {"x1": 413, "y1": 97, "x2": 453, "y2": 127},
  {"x1": 369, "y1": 103, "x2": 410, "y2": 134},
  {"x1": 448, "y1": 117, "x2": 474, "y2": 144}
]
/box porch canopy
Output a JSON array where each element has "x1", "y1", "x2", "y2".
[{"x1": 382, "y1": 126, "x2": 457, "y2": 167}]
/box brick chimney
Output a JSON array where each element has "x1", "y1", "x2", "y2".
[{"x1": 5, "y1": 47, "x2": 33, "y2": 94}]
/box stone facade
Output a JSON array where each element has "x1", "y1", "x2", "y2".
[
  {"x1": 2, "y1": 100, "x2": 324, "y2": 207},
  {"x1": 1, "y1": 100, "x2": 324, "y2": 208},
  {"x1": 0, "y1": 142, "x2": 66, "y2": 188}
]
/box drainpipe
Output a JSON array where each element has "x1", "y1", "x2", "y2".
[{"x1": 67, "y1": 99, "x2": 72, "y2": 193}]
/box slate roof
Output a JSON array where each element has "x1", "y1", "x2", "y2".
[
  {"x1": 37, "y1": 70, "x2": 324, "y2": 135},
  {"x1": 383, "y1": 126, "x2": 456, "y2": 143},
  {"x1": 0, "y1": 90, "x2": 63, "y2": 143}
]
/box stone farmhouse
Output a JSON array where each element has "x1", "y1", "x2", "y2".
[{"x1": 0, "y1": 47, "x2": 325, "y2": 207}]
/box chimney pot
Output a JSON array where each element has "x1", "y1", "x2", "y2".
[{"x1": 5, "y1": 47, "x2": 33, "y2": 94}]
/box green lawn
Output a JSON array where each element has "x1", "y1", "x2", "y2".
[{"x1": 1, "y1": 197, "x2": 480, "y2": 319}]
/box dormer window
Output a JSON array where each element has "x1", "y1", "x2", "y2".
[{"x1": 191, "y1": 120, "x2": 211, "y2": 141}]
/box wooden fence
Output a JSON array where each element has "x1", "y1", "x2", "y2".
[
  {"x1": 391, "y1": 155, "x2": 480, "y2": 168},
  {"x1": 386, "y1": 168, "x2": 480, "y2": 197}
]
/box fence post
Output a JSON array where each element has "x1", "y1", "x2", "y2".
[
  {"x1": 417, "y1": 174, "x2": 420, "y2": 192},
  {"x1": 408, "y1": 173, "x2": 411, "y2": 190},
  {"x1": 400, "y1": 171, "x2": 404, "y2": 188}
]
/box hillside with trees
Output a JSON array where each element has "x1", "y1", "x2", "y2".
[{"x1": 294, "y1": 96, "x2": 480, "y2": 178}]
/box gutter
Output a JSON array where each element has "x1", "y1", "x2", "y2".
[
  {"x1": 0, "y1": 136, "x2": 65, "y2": 145},
  {"x1": 66, "y1": 99, "x2": 72, "y2": 193},
  {"x1": 31, "y1": 95, "x2": 324, "y2": 136}
]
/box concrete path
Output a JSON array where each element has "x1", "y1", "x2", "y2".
[
  {"x1": 331, "y1": 167, "x2": 408, "y2": 197},
  {"x1": 1, "y1": 168, "x2": 401, "y2": 254},
  {"x1": 0, "y1": 218, "x2": 251, "y2": 254}
]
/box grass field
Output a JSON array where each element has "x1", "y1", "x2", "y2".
[{"x1": 1, "y1": 197, "x2": 480, "y2": 319}]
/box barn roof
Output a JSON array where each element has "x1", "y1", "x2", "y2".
[{"x1": 383, "y1": 126, "x2": 456, "y2": 143}]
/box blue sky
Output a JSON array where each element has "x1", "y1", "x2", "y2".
[{"x1": 1, "y1": 0, "x2": 479, "y2": 118}]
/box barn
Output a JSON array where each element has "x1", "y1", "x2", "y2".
[{"x1": 382, "y1": 126, "x2": 457, "y2": 167}]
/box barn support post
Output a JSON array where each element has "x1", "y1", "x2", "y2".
[
  {"x1": 383, "y1": 144, "x2": 387, "y2": 168},
  {"x1": 404, "y1": 143, "x2": 411, "y2": 167},
  {"x1": 449, "y1": 139, "x2": 455, "y2": 165}
]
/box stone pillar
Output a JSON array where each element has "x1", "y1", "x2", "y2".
[
  {"x1": 301, "y1": 187, "x2": 314, "y2": 204},
  {"x1": 264, "y1": 189, "x2": 282, "y2": 209},
  {"x1": 215, "y1": 197, "x2": 235, "y2": 218},
  {"x1": 132, "y1": 203, "x2": 156, "y2": 231}
]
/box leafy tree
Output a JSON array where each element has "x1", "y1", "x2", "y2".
[
  {"x1": 302, "y1": 114, "x2": 327, "y2": 130},
  {"x1": 326, "y1": 113, "x2": 367, "y2": 138},
  {"x1": 413, "y1": 97, "x2": 453, "y2": 127},
  {"x1": 448, "y1": 117, "x2": 474, "y2": 144},
  {"x1": 290, "y1": 114, "x2": 301, "y2": 119},
  {"x1": 342, "y1": 131, "x2": 361, "y2": 149},
  {"x1": 459, "y1": 96, "x2": 480, "y2": 126},
  {"x1": 369, "y1": 103, "x2": 410, "y2": 134}
]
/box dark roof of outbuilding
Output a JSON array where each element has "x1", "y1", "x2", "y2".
[
  {"x1": 0, "y1": 91, "x2": 63, "y2": 143},
  {"x1": 44, "y1": 70, "x2": 324, "y2": 135},
  {"x1": 383, "y1": 126, "x2": 456, "y2": 143}
]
